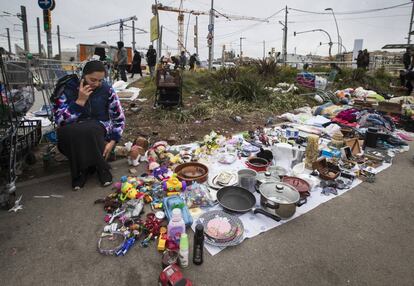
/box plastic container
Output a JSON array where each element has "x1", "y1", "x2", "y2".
[
  {"x1": 179, "y1": 233, "x2": 189, "y2": 268},
  {"x1": 167, "y1": 208, "x2": 186, "y2": 244}
]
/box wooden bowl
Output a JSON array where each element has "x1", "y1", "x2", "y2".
[{"x1": 174, "y1": 162, "x2": 209, "y2": 183}]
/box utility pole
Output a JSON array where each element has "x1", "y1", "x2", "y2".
[
  {"x1": 42, "y1": 9, "x2": 52, "y2": 58},
  {"x1": 132, "y1": 20, "x2": 136, "y2": 51},
  {"x1": 239, "y1": 37, "x2": 245, "y2": 60},
  {"x1": 194, "y1": 16, "x2": 199, "y2": 55},
  {"x1": 263, "y1": 40, "x2": 265, "y2": 59},
  {"x1": 208, "y1": 0, "x2": 214, "y2": 70},
  {"x1": 36, "y1": 17, "x2": 42, "y2": 57},
  {"x1": 283, "y1": 5, "x2": 288, "y2": 65},
  {"x1": 6, "y1": 28, "x2": 11, "y2": 55},
  {"x1": 20, "y1": 6, "x2": 29, "y2": 52},
  {"x1": 408, "y1": 0, "x2": 414, "y2": 44},
  {"x1": 57, "y1": 25, "x2": 61, "y2": 60},
  {"x1": 158, "y1": 25, "x2": 163, "y2": 58}
]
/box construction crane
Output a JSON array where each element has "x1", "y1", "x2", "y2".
[
  {"x1": 152, "y1": 2, "x2": 268, "y2": 52},
  {"x1": 89, "y1": 16, "x2": 137, "y2": 42}
]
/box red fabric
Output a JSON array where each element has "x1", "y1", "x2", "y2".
[{"x1": 331, "y1": 117, "x2": 358, "y2": 127}]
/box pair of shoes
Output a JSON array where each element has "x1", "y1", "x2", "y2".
[
  {"x1": 72, "y1": 172, "x2": 87, "y2": 191},
  {"x1": 97, "y1": 168, "x2": 112, "y2": 187}
]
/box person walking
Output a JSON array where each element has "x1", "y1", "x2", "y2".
[
  {"x1": 130, "y1": 50, "x2": 142, "y2": 79},
  {"x1": 116, "y1": 41, "x2": 128, "y2": 82},
  {"x1": 146, "y1": 45, "x2": 157, "y2": 77}
]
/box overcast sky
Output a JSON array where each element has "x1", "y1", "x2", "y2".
[{"x1": 0, "y1": 0, "x2": 411, "y2": 59}]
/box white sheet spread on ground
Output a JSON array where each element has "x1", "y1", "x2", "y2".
[
  {"x1": 174, "y1": 123, "x2": 410, "y2": 256},
  {"x1": 191, "y1": 159, "x2": 393, "y2": 256}
]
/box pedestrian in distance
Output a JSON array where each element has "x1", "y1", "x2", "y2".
[
  {"x1": 403, "y1": 48, "x2": 412, "y2": 70},
  {"x1": 179, "y1": 51, "x2": 187, "y2": 70},
  {"x1": 146, "y1": 45, "x2": 157, "y2": 78},
  {"x1": 53, "y1": 61, "x2": 125, "y2": 191},
  {"x1": 356, "y1": 50, "x2": 364, "y2": 69},
  {"x1": 189, "y1": 53, "x2": 199, "y2": 71},
  {"x1": 362, "y1": 49, "x2": 370, "y2": 70},
  {"x1": 116, "y1": 41, "x2": 128, "y2": 82},
  {"x1": 130, "y1": 50, "x2": 142, "y2": 79}
]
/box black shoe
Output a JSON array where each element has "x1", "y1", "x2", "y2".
[
  {"x1": 72, "y1": 172, "x2": 87, "y2": 191},
  {"x1": 97, "y1": 168, "x2": 112, "y2": 187}
]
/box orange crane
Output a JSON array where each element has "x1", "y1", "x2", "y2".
[{"x1": 152, "y1": 2, "x2": 268, "y2": 52}]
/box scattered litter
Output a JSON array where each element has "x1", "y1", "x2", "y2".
[
  {"x1": 33, "y1": 194, "x2": 64, "y2": 199},
  {"x1": 8, "y1": 195, "x2": 23, "y2": 213}
]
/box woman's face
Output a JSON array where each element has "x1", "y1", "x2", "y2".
[{"x1": 84, "y1": 71, "x2": 105, "y2": 90}]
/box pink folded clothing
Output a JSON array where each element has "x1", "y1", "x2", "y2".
[{"x1": 396, "y1": 132, "x2": 413, "y2": 141}]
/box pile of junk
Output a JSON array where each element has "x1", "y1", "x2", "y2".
[{"x1": 92, "y1": 88, "x2": 412, "y2": 282}]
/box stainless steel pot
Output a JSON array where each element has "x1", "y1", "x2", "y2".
[{"x1": 258, "y1": 181, "x2": 306, "y2": 219}]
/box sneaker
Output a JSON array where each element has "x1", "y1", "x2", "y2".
[
  {"x1": 72, "y1": 172, "x2": 87, "y2": 191},
  {"x1": 97, "y1": 168, "x2": 112, "y2": 187}
]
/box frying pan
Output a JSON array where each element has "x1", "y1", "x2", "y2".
[{"x1": 217, "y1": 186, "x2": 281, "y2": 222}]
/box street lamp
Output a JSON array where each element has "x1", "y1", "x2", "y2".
[
  {"x1": 294, "y1": 29, "x2": 333, "y2": 58},
  {"x1": 320, "y1": 41, "x2": 347, "y2": 53},
  {"x1": 325, "y1": 8, "x2": 341, "y2": 56}
]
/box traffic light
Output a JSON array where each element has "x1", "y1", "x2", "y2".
[{"x1": 43, "y1": 9, "x2": 51, "y2": 31}]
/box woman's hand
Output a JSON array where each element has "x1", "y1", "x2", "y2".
[
  {"x1": 76, "y1": 79, "x2": 92, "y2": 106},
  {"x1": 103, "y1": 140, "x2": 116, "y2": 160}
]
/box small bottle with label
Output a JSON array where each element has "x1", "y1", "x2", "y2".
[
  {"x1": 179, "y1": 233, "x2": 189, "y2": 268},
  {"x1": 167, "y1": 208, "x2": 186, "y2": 244}
]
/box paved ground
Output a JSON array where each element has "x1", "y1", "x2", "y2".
[{"x1": 0, "y1": 143, "x2": 413, "y2": 286}]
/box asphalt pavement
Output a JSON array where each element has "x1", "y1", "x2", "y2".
[{"x1": 0, "y1": 143, "x2": 413, "y2": 286}]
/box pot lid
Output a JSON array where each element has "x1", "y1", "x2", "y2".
[
  {"x1": 256, "y1": 171, "x2": 280, "y2": 184},
  {"x1": 259, "y1": 182, "x2": 300, "y2": 204}
]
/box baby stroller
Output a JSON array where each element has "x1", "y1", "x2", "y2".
[{"x1": 153, "y1": 65, "x2": 183, "y2": 108}]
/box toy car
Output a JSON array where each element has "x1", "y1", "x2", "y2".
[{"x1": 158, "y1": 264, "x2": 192, "y2": 286}]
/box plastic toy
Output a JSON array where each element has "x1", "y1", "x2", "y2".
[
  {"x1": 158, "y1": 264, "x2": 192, "y2": 286},
  {"x1": 116, "y1": 236, "x2": 136, "y2": 256},
  {"x1": 163, "y1": 196, "x2": 193, "y2": 226},
  {"x1": 157, "y1": 226, "x2": 168, "y2": 251},
  {"x1": 162, "y1": 174, "x2": 187, "y2": 193},
  {"x1": 153, "y1": 166, "x2": 170, "y2": 181}
]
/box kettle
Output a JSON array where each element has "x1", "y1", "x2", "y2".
[{"x1": 271, "y1": 143, "x2": 298, "y2": 171}]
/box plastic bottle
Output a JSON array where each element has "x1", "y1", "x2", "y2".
[
  {"x1": 179, "y1": 233, "x2": 189, "y2": 268},
  {"x1": 167, "y1": 208, "x2": 186, "y2": 244},
  {"x1": 193, "y1": 223, "x2": 204, "y2": 265}
]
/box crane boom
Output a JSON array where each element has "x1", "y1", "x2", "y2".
[
  {"x1": 89, "y1": 16, "x2": 138, "y2": 30},
  {"x1": 153, "y1": 4, "x2": 268, "y2": 53},
  {"x1": 88, "y1": 16, "x2": 138, "y2": 42}
]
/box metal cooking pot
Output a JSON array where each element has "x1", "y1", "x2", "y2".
[{"x1": 258, "y1": 182, "x2": 306, "y2": 219}]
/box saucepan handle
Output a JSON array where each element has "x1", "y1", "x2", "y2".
[
  {"x1": 297, "y1": 197, "x2": 307, "y2": 207},
  {"x1": 253, "y1": 208, "x2": 281, "y2": 222},
  {"x1": 262, "y1": 200, "x2": 279, "y2": 210}
]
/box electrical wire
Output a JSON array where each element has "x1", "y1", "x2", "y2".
[
  {"x1": 215, "y1": 7, "x2": 285, "y2": 39},
  {"x1": 289, "y1": 2, "x2": 412, "y2": 15}
]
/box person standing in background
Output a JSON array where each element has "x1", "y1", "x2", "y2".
[
  {"x1": 116, "y1": 41, "x2": 128, "y2": 82},
  {"x1": 146, "y1": 45, "x2": 157, "y2": 78},
  {"x1": 179, "y1": 51, "x2": 187, "y2": 70},
  {"x1": 356, "y1": 50, "x2": 364, "y2": 69},
  {"x1": 130, "y1": 50, "x2": 142, "y2": 79},
  {"x1": 403, "y1": 48, "x2": 412, "y2": 70},
  {"x1": 362, "y1": 49, "x2": 370, "y2": 70}
]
